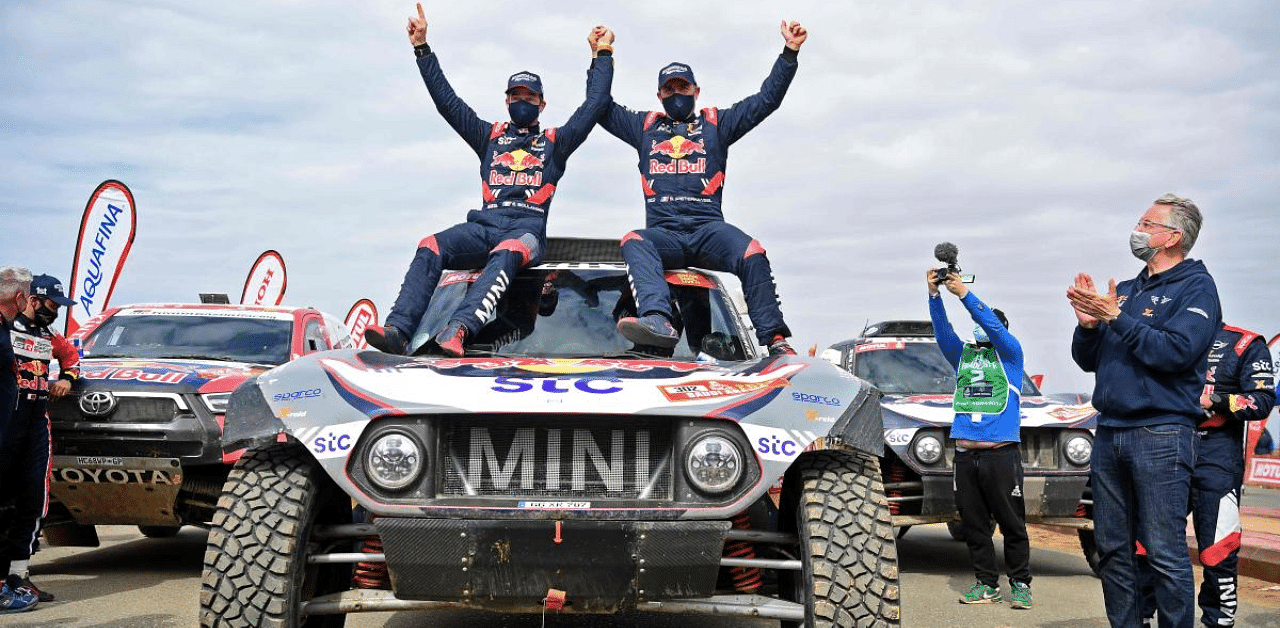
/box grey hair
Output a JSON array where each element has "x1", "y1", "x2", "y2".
[
  {"x1": 1153, "y1": 193, "x2": 1202, "y2": 254},
  {"x1": 0, "y1": 266, "x2": 34, "y2": 300}
]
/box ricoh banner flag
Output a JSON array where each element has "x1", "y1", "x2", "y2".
[
  {"x1": 344, "y1": 299, "x2": 379, "y2": 349},
  {"x1": 240, "y1": 250, "x2": 287, "y2": 306},
  {"x1": 66, "y1": 180, "x2": 138, "y2": 337}
]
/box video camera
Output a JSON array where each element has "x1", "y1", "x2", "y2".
[{"x1": 933, "y1": 242, "x2": 976, "y2": 285}]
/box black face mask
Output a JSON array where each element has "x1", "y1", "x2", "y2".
[
  {"x1": 508, "y1": 100, "x2": 540, "y2": 128},
  {"x1": 661, "y1": 94, "x2": 695, "y2": 121},
  {"x1": 33, "y1": 305, "x2": 58, "y2": 328}
]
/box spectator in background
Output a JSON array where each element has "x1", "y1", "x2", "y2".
[
  {"x1": 1068, "y1": 193, "x2": 1222, "y2": 628},
  {"x1": 928, "y1": 268, "x2": 1032, "y2": 609},
  {"x1": 0, "y1": 266, "x2": 39, "y2": 614}
]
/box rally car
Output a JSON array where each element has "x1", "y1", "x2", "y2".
[
  {"x1": 200, "y1": 239, "x2": 900, "y2": 628},
  {"x1": 41, "y1": 302, "x2": 354, "y2": 546},
  {"x1": 824, "y1": 321, "x2": 1099, "y2": 568}
]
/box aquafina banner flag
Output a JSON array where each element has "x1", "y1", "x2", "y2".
[{"x1": 65, "y1": 180, "x2": 137, "y2": 337}]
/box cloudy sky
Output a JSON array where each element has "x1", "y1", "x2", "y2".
[{"x1": 3, "y1": 0, "x2": 1277, "y2": 395}]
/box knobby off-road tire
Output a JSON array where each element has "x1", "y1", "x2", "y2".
[
  {"x1": 780, "y1": 450, "x2": 901, "y2": 628},
  {"x1": 200, "y1": 444, "x2": 351, "y2": 628}
]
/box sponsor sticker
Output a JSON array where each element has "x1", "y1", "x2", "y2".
[
  {"x1": 117, "y1": 307, "x2": 293, "y2": 320},
  {"x1": 273, "y1": 388, "x2": 322, "y2": 402},
  {"x1": 301, "y1": 421, "x2": 364, "y2": 459},
  {"x1": 660, "y1": 378, "x2": 790, "y2": 402},
  {"x1": 740, "y1": 424, "x2": 817, "y2": 461},
  {"x1": 856, "y1": 342, "x2": 905, "y2": 353},
  {"x1": 792, "y1": 392, "x2": 841, "y2": 406},
  {"x1": 1047, "y1": 406, "x2": 1096, "y2": 422},
  {"x1": 53, "y1": 467, "x2": 177, "y2": 485},
  {"x1": 885, "y1": 428, "x2": 915, "y2": 446}
]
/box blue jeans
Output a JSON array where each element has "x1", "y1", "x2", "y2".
[{"x1": 1093, "y1": 424, "x2": 1196, "y2": 628}]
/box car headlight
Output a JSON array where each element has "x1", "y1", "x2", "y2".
[
  {"x1": 913, "y1": 434, "x2": 944, "y2": 465},
  {"x1": 1064, "y1": 435, "x2": 1092, "y2": 466},
  {"x1": 366, "y1": 432, "x2": 424, "y2": 491},
  {"x1": 685, "y1": 434, "x2": 743, "y2": 494},
  {"x1": 200, "y1": 392, "x2": 232, "y2": 414}
]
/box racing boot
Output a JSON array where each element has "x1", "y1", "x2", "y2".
[
  {"x1": 364, "y1": 324, "x2": 408, "y2": 355},
  {"x1": 617, "y1": 314, "x2": 678, "y2": 348},
  {"x1": 768, "y1": 334, "x2": 796, "y2": 356},
  {"x1": 435, "y1": 320, "x2": 468, "y2": 358}
]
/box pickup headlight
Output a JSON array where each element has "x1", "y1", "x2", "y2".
[
  {"x1": 200, "y1": 392, "x2": 232, "y2": 414},
  {"x1": 913, "y1": 434, "x2": 944, "y2": 465},
  {"x1": 1064, "y1": 435, "x2": 1092, "y2": 466},
  {"x1": 685, "y1": 433, "x2": 743, "y2": 494},
  {"x1": 367, "y1": 431, "x2": 424, "y2": 491}
]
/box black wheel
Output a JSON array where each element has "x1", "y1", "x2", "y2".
[
  {"x1": 780, "y1": 450, "x2": 900, "y2": 628},
  {"x1": 138, "y1": 525, "x2": 182, "y2": 539},
  {"x1": 946, "y1": 521, "x2": 965, "y2": 542},
  {"x1": 1078, "y1": 528, "x2": 1101, "y2": 577},
  {"x1": 200, "y1": 444, "x2": 351, "y2": 628}
]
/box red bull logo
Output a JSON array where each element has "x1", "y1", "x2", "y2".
[
  {"x1": 649, "y1": 135, "x2": 705, "y2": 160},
  {"x1": 489, "y1": 148, "x2": 545, "y2": 186},
  {"x1": 649, "y1": 135, "x2": 706, "y2": 175}
]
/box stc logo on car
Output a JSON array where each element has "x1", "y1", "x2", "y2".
[{"x1": 490, "y1": 377, "x2": 623, "y2": 394}]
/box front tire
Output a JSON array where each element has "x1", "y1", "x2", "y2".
[
  {"x1": 780, "y1": 450, "x2": 901, "y2": 628},
  {"x1": 200, "y1": 444, "x2": 351, "y2": 628}
]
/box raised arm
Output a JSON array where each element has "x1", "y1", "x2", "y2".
[
  {"x1": 550, "y1": 26, "x2": 616, "y2": 164},
  {"x1": 716, "y1": 20, "x2": 806, "y2": 145},
  {"x1": 927, "y1": 269, "x2": 963, "y2": 368},
  {"x1": 408, "y1": 3, "x2": 490, "y2": 155}
]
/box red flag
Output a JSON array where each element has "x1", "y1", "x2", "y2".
[
  {"x1": 65, "y1": 180, "x2": 138, "y2": 337},
  {"x1": 240, "y1": 250, "x2": 287, "y2": 306},
  {"x1": 344, "y1": 299, "x2": 379, "y2": 350}
]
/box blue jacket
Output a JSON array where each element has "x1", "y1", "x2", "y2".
[
  {"x1": 599, "y1": 48, "x2": 797, "y2": 230},
  {"x1": 1200, "y1": 324, "x2": 1276, "y2": 436},
  {"x1": 930, "y1": 291, "x2": 1025, "y2": 443},
  {"x1": 416, "y1": 50, "x2": 613, "y2": 219},
  {"x1": 1072, "y1": 259, "x2": 1222, "y2": 429}
]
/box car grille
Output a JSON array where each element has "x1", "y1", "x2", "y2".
[
  {"x1": 47, "y1": 395, "x2": 186, "y2": 424},
  {"x1": 1019, "y1": 428, "x2": 1060, "y2": 469},
  {"x1": 439, "y1": 417, "x2": 673, "y2": 500}
]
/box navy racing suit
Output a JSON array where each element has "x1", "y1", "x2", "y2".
[
  {"x1": 384, "y1": 46, "x2": 613, "y2": 340},
  {"x1": 2, "y1": 312, "x2": 79, "y2": 566},
  {"x1": 600, "y1": 48, "x2": 797, "y2": 346},
  {"x1": 1141, "y1": 324, "x2": 1275, "y2": 627}
]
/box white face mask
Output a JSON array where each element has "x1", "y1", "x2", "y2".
[
  {"x1": 1129, "y1": 230, "x2": 1162, "y2": 262},
  {"x1": 973, "y1": 325, "x2": 989, "y2": 344}
]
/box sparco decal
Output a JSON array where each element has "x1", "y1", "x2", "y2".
[
  {"x1": 344, "y1": 299, "x2": 379, "y2": 350},
  {"x1": 660, "y1": 378, "x2": 790, "y2": 402},
  {"x1": 65, "y1": 180, "x2": 138, "y2": 337},
  {"x1": 240, "y1": 250, "x2": 288, "y2": 306}
]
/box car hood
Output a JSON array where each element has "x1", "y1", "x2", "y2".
[
  {"x1": 79, "y1": 358, "x2": 272, "y2": 394},
  {"x1": 882, "y1": 393, "x2": 1098, "y2": 429}
]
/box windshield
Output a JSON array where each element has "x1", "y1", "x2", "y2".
[
  {"x1": 410, "y1": 268, "x2": 749, "y2": 361},
  {"x1": 852, "y1": 341, "x2": 1040, "y2": 396},
  {"x1": 83, "y1": 313, "x2": 294, "y2": 365}
]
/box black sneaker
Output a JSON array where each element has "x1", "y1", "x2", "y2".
[
  {"x1": 768, "y1": 334, "x2": 796, "y2": 356},
  {"x1": 617, "y1": 314, "x2": 679, "y2": 348},
  {"x1": 364, "y1": 324, "x2": 407, "y2": 355},
  {"x1": 434, "y1": 321, "x2": 468, "y2": 358},
  {"x1": 14, "y1": 576, "x2": 52, "y2": 603}
]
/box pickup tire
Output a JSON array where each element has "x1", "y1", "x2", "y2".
[
  {"x1": 780, "y1": 450, "x2": 901, "y2": 628},
  {"x1": 200, "y1": 444, "x2": 350, "y2": 628}
]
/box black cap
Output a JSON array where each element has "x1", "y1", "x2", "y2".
[
  {"x1": 31, "y1": 274, "x2": 74, "y2": 306},
  {"x1": 506, "y1": 71, "x2": 544, "y2": 97}
]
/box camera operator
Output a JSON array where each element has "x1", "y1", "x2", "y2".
[{"x1": 927, "y1": 267, "x2": 1032, "y2": 609}]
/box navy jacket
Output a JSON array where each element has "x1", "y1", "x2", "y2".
[
  {"x1": 416, "y1": 50, "x2": 613, "y2": 219},
  {"x1": 930, "y1": 291, "x2": 1025, "y2": 443},
  {"x1": 1072, "y1": 259, "x2": 1222, "y2": 429},
  {"x1": 1200, "y1": 324, "x2": 1275, "y2": 436},
  {"x1": 600, "y1": 48, "x2": 797, "y2": 230},
  {"x1": 1, "y1": 315, "x2": 16, "y2": 449}
]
